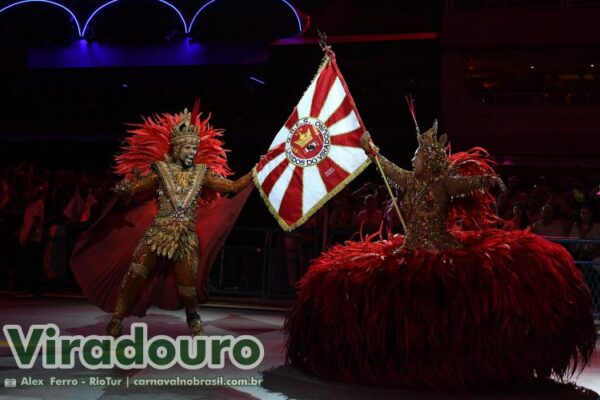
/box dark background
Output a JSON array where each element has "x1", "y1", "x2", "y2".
[{"x1": 2, "y1": 0, "x2": 600, "y2": 215}]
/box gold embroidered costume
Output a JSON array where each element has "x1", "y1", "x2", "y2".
[
  {"x1": 107, "y1": 107, "x2": 252, "y2": 337},
  {"x1": 365, "y1": 121, "x2": 502, "y2": 250}
]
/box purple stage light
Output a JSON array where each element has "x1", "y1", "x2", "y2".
[
  {"x1": 0, "y1": 0, "x2": 82, "y2": 37},
  {"x1": 188, "y1": 0, "x2": 302, "y2": 34},
  {"x1": 249, "y1": 76, "x2": 265, "y2": 85},
  {"x1": 82, "y1": 0, "x2": 188, "y2": 38}
]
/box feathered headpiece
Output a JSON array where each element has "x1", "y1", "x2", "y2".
[
  {"x1": 114, "y1": 101, "x2": 232, "y2": 202},
  {"x1": 416, "y1": 119, "x2": 449, "y2": 179}
]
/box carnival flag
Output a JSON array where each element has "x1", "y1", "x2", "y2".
[{"x1": 253, "y1": 51, "x2": 371, "y2": 231}]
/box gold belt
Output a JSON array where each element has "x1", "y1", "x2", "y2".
[{"x1": 153, "y1": 216, "x2": 196, "y2": 231}]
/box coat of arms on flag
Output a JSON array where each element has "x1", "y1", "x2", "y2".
[{"x1": 253, "y1": 49, "x2": 371, "y2": 231}]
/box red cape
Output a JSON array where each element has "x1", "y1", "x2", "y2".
[{"x1": 71, "y1": 186, "x2": 252, "y2": 317}]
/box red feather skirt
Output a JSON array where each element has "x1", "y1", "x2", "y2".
[{"x1": 285, "y1": 229, "x2": 597, "y2": 391}]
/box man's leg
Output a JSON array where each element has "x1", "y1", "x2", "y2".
[
  {"x1": 107, "y1": 242, "x2": 158, "y2": 337},
  {"x1": 173, "y1": 251, "x2": 203, "y2": 336}
]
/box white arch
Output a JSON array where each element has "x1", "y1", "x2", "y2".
[
  {"x1": 188, "y1": 0, "x2": 302, "y2": 34},
  {"x1": 82, "y1": 0, "x2": 188, "y2": 38},
  {"x1": 0, "y1": 0, "x2": 82, "y2": 37}
]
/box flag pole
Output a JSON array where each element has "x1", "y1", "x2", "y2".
[
  {"x1": 369, "y1": 94, "x2": 421, "y2": 233},
  {"x1": 316, "y1": 34, "x2": 407, "y2": 233},
  {"x1": 369, "y1": 143, "x2": 408, "y2": 234},
  {"x1": 318, "y1": 30, "x2": 331, "y2": 55}
]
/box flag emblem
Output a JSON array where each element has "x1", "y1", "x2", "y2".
[{"x1": 286, "y1": 117, "x2": 331, "y2": 167}]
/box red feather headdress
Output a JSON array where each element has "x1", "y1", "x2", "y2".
[{"x1": 114, "y1": 101, "x2": 232, "y2": 203}]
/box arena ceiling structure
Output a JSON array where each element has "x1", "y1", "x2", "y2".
[
  {"x1": 0, "y1": 0, "x2": 442, "y2": 157},
  {"x1": 0, "y1": 0, "x2": 305, "y2": 45},
  {"x1": 0, "y1": 0, "x2": 442, "y2": 46}
]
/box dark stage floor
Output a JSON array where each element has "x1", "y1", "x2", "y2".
[{"x1": 0, "y1": 296, "x2": 598, "y2": 399}]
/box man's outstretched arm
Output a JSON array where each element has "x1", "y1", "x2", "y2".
[{"x1": 204, "y1": 170, "x2": 253, "y2": 194}]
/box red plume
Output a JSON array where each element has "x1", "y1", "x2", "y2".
[
  {"x1": 114, "y1": 103, "x2": 232, "y2": 204},
  {"x1": 405, "y1": 94, "x2": 420, "y2": 133},
  {"x1": 190, "y1": 98, "x2": 200, "y2": 126},
  {"x1": 447, "y1": 147, "x2": 504, "y2": 230}
]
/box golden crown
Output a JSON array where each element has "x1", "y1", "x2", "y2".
[
  {"x1": 170, "y1": 108, "x2": 200, "y2": 147},
  {"x1": 416, "y1": 119, "x2": 447, "y2": 150},
  {"x1": 294, "y1": 126, "x2": 315, "y2": 147}
]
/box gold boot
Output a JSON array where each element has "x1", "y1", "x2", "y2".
[
  {"x1": 186, "y1": 312, "x2": 204, "y2": 336},
  {"x1": 107, "y1": 269, "x2": 147, "y2": 338},
  {"x1": 179, "y1": 286, "x2": 204, "y2": 336},
  {"x1": 106, "y1": 318, "x2": 123, "y2": 338}
]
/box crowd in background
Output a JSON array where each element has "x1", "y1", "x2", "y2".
[
  {"x1": 0, "y1": 163, "x2": 114, "y2": 294},
  {"x1": 327, "y1": 174, "x2": 600, "y2": 258},
  {"x1": 2, "y1": 161, "x2": 600, "y2": 295}
]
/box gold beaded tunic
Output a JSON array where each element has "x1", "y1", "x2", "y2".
[
  {"x1": 377, "y1": 155, "x2": 492, "y2": 250},
  {"x1": 120, "y1": 161, "x2": 252, "y2": 260}
]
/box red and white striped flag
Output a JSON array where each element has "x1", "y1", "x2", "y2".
[{"x1": 253, "y1": 52, "x2": 370, "y2": 231}]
